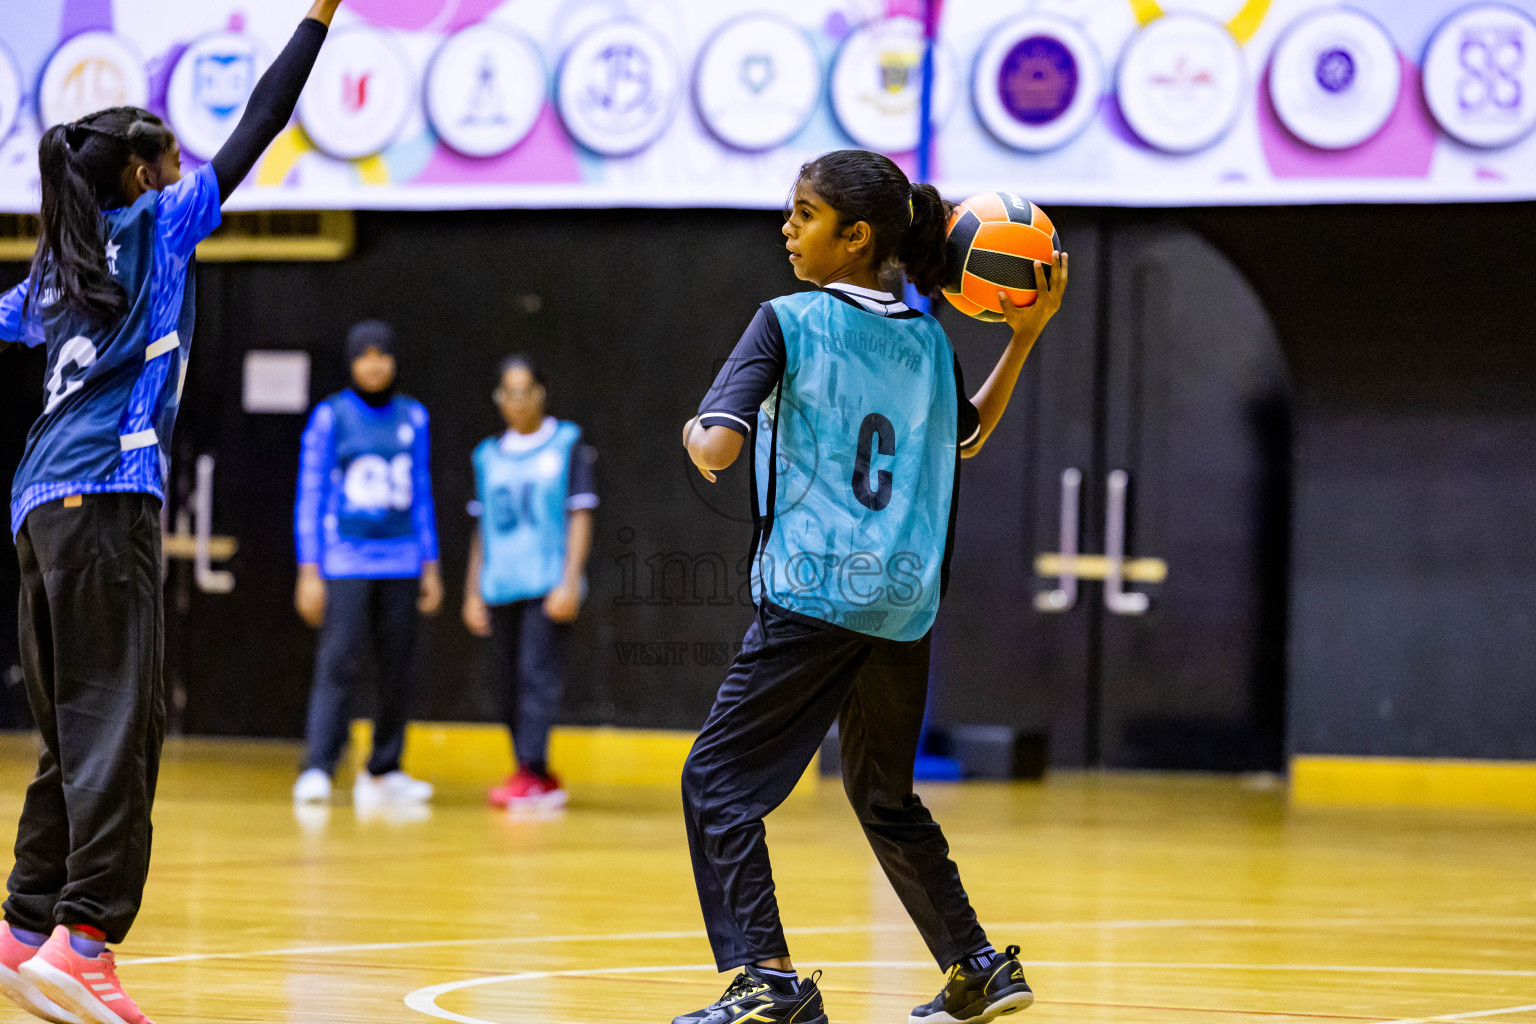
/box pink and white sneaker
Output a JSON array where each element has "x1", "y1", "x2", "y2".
[
  {"x1": 20, "y1": 927, "x2": 153, "y2": 1024},
  {"x1": 0, "y1": 923, "x2": 80, "y2": 1024}
]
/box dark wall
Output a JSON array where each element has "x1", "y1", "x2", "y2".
[
  {"x1": 1191, "y1": 204, "x2": 1536, "y2": 759},
  {"x1": 3, "y1": 200, "x2": 1534, "y2": 758}
]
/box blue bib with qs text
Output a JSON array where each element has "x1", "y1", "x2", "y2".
[
  {"x1": 474, "y1": 421, "x2": 581, "y2": 604},
  {"x1": 753, "y1": 290, "x2": 959, "y2": 641},
  {"x1": 328, "y1": 393, "x2": 422, "y2": 542}
]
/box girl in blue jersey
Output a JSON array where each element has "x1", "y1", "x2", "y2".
[
  {"x1": 463, "y1": 357, "x2": 598, "y2": 811},
  {"x1": 677, "y1": 151, "x2": 1067, "y2": 1024},
  {"x1": 0, "y1": 4, "x2": 342, "y2": 1022},
  {"x1": 292, "y1": 321, "x2": 442, "y2": 809}
]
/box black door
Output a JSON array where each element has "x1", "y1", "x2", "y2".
[{"x1": 936, "y1": 216, "x2": 1290, "y2": 771}]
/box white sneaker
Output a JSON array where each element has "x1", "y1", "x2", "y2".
[
  {"x1": 293, "y1": 768, "x2": 332, "y2": 804},
  {"x1": 354, "y1": 770, "x2": 433, "y2": 806}
]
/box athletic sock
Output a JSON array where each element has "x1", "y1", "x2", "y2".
[
  {"x1": 756, "y1": 965, "x2": 799, "y2": 994},
  {"x1": 9, "y1": 926, "x2": 46, "y2": 947},
  {"x1": 962, "y1": 946, "x2": 999, "y2": 972},
  {"x1": 67, "y1": 926, "x2": 105, "y2": 958}
]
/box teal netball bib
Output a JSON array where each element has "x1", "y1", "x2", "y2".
[
  {"x1": 474, "y1": 421, "x2": 581, "y2": 605},
  {"x1": 752, "y1": 291, "x2": 958, "y2": 641}
]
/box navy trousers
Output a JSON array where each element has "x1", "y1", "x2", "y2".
[
  {"x1": 303, "y1": 577, "x2": 419, "y2": 777},
  {"x1": 682, "y1": 603, "x2": 989, "y2": 972},
  {"x1": 8, "y1": 494, "x2": 165, "y2": 944},
  {"x1": 489, "y1": 598, "x2": 568, "y2": 773}
]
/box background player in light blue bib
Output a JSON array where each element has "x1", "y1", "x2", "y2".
[
  {"x1": 463, "y1": 356, "x2": 597, "y2": 810},
  {"x1": 292, "y1": 321, "x2": 441, "y2": 808},
  {"x1": 676, "y1": 150, "x2": 1069, "y2": 1024}
]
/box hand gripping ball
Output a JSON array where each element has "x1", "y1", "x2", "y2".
[{"x1": 942, "y1": 192, "x2": 1058, "y2": 321}]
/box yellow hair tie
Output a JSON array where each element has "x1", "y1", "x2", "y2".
[{"x1": 908, "y1": 196, "x2": 914, "y2": 225}]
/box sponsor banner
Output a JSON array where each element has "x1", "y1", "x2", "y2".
[{"x1": 0, "y1": 0, "x2": 1535, "y2": 211}]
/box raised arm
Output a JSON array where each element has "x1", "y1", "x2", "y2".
[
  {"x1": 210, "y1": 0, "x2": 343, "y2": 202},
  {"x1": 967, "y1": 251, "x2": 1069, "y2": 455}
]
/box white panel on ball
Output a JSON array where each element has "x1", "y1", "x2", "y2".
[
  {"x1": 557, "y1": 20, "x2": 683, "y2": 157},
  {"x1": 39, "y1": 32, "x2": 149, "y2": 128},
  {"x1": 1115, "y1": 13, "x2": 1246, "y2": 154},
  {"x1": 297, "y1": 27, "x2": 415, "y2": 161},
  {"x1": 426, "y1": 24, "x2": 546, "y2": 159},
  {"x1": 167, "y1": 33, "x2": 272, "y2": 162},
  {"x1": 695, "y1": 14, "x2": 822, "y2": 152},
  {"x1": 1269, "y1": 8, "x2": 1401, "y2": 151},
  {"x1": 1422, "y1": 2, "x2": 1536, "y2": 149},
  {"x1": 831, "y1": 17, "x2": 959, "y2": 153},
  {"x1": 973, "y1": 15, "x2": 1104, "y2": 153}
]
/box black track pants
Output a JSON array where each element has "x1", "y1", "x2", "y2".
[
  {"x1": 6, "y1": 494, "x2": 166, "y2": 944},
  {"x1": 682, "y1": 603, "x2": 989, "y2": 972}
]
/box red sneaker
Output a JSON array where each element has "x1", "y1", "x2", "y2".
[
  {"x1": 488, "y1": 767, "x2": 536, "y2": 808},
  {"x1": 0, "y1": 924, "x2": 79, "y2": 1024},
  {"x1": 511, "y1": 771, "x2": 566, "y2": 811},
  {"x1": 20, "y1": 927, "x2": 153, "y2": 1024}
]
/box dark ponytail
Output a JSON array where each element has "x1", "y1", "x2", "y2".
[
  {"x1": 28, "y1": 106, "x2": 176, "y2": 323},
  {"x1": 900, "y1": 183, "x2": 953, "y2": 298},
  {"x1": 794, "y1": 149, "x2": 956, "y2": 299}
]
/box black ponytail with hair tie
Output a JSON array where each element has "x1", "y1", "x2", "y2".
[{"x1": 794, "y1": 150, "x2": 957, "y2": 301}]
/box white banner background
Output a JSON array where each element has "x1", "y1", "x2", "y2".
[{"x1": 0, "y1": 0, "x2": 1534, "y2": 211}]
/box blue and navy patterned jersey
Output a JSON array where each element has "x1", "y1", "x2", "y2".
[
  {"x1": 294, "y1": 389, "x2": 440, "y2": 580},
  {"x1": 1, "y1": 163, "x2": 222, "y2": 537}
]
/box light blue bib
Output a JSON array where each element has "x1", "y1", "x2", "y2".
[
  {"x1": 474, "y1": 421, "x2": 581, "y2": 604},
  {"x1": 752, "y1": 291, "x2": 958, "y2": 641}
]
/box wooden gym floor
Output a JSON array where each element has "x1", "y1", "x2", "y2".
[{"x1": 0, "y1": 736, "x2": 1532, "y2": 1024}]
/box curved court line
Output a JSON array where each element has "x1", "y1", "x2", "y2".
[
  {"x1": 404, "y1": 961, "x2": 1536, "y2": 1024},
  {"x1": 117, "y1": 915, "x2": 1536, "y2": 968}
]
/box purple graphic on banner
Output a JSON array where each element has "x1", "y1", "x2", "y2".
[
  {"x1": 1457, "y1": 27, "x2": 1523, "y2": 115},
  {"x1": 1316, "y1": 49, "x2": 1356, "y2": 93},
  {"x1": 348, "y1": 0, "x2": 503, "y2": 33},
  {"x1": 997, "y1": 35, "x2": 1077, "y2": 125},
  {"x1": 60, "y1": 0, "x2": 112, "y2": 37},
  {"x1": 415, "y1": 104, "x2": 582, "y2": 186},
  {"x1": 1258, "y1": 57, "x2": 1435, "y2": 178}
]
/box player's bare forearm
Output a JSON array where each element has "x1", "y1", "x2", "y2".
[
  {"x1": 562, "y1": 509, "x2": 594, "y2": 586},
  {"x1": 307, "y1": 0, "x2": 343, "y2": 25},
  {"x1": 464, "y1": 530, "x2": 483, "y2": 597},
  {"x1": 683, "y1": 418, "x2": 744, "y2": 482},
  {"x1": 967, "y1": 251, "x2": 1068, "y2": 456}
]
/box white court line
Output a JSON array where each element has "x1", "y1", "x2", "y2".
[
  {"x1": 1371, "y1": 1003, "x2": 1536, "y2": 1024},
  {"x1": 402, "y1": 961, "x2": 1536, "y2": 1024},
  {"x1": 117, "y1": 916, "x2": 1536, "y2": 968}
]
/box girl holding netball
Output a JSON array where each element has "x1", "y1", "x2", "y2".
[
  {"x1": 0, "y1": 3, "x2": 343, "y2": 1021},
  {"x1": 678, "y1": 150, "x2": 1066, "y2": 1024}
]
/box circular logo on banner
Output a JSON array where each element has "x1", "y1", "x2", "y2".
[
  {"x1": 695, "y1": 14, "x2": 822, "y2": 152},
  {"x1": 1115, "y1": 13, "x2": 1246, "y2": 154},
  {"x1": 426, "y1": 24, "x2": 546, "y2": 158},
  {"x1": 557, "y1": 20, "x2": 683, "y2": 157},
  {"x1": 830, "y1": 17, "x2": 959, "y2": 153},
  {"x1": 1269, "y1": 8, "x2": 1401, "y2": 150},
  {"x1": 1422, "y1": 3, "x2": 1536, "y2": 149},
  {"x1": 167, "y1": 33, "x2": 271, "y2": 162},
  {"x1": 297, "y1": 27, "x2": 414, "y2": 161},
  {"x1": 973, "y1": 15, "x2": 1103, "y2": 152},
  {"x1": 0, "y1": 44, "x2": 21, "y2": 143},
  {"x1": 39, "y1": 32, "x2": 149, "y2": 128}
]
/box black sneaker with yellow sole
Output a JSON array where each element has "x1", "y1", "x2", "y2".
[
  {"x1": 909, "y1": 945, "x2": 1034, "y2": 1024},
  {"x1": 672, "y1": 966, "x2": 828, "y2": 1024}
]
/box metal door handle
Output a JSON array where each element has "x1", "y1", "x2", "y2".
[
  {"x1": 1104, "y1": 469, "x2": 1149, "y2": 615},
  {"x1": 1035, "y1": 468, "x2": 1081, "y2": 612},
  {"x1": 194, "y1": 455, "x2": 235, "y2": 594}
]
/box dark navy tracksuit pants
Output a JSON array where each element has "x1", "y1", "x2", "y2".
[
  {"x1": 303, "y1": 577, "x2": 419, "y2": 777},
  {"x1": 8, "y1": 494, "x2": 165, "y2": 944},
  {"x1": 682, "y1": 602, "x2": 989, "y2": 972},
  {"x1": 489, "y1": 598, "x2": 568, "y2": 772}
]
